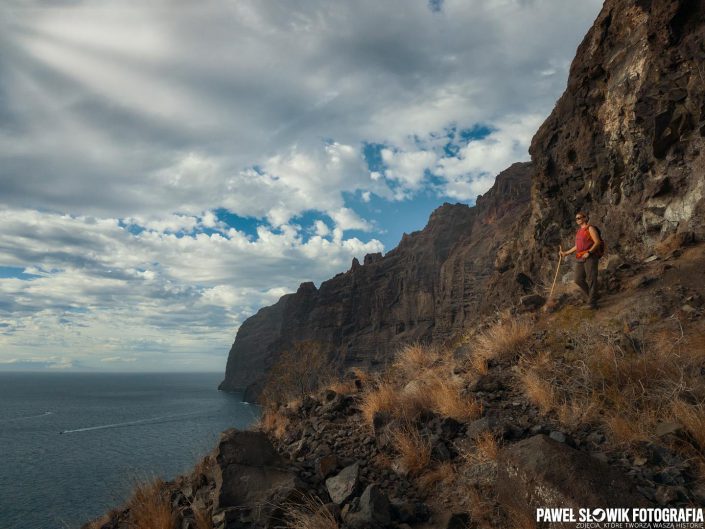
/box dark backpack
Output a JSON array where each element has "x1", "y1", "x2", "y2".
[{"x1": 589, "y1": 225, "x2": 606, "y2": 258}]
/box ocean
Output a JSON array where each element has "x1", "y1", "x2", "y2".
[{"x1": 0, "y1": 372, "x2": 259, "y2": 529}]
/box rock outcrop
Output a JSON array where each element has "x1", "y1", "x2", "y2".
[
  {"x1": 221, "y1": 0, "x2": 705, "y2": 401},
  {"x1": 497, "y1": 435, "x2": 651, "y2": 527},
  {"x1": 213, "y1": 429, "x2": 303, "y2": 521},
  {"x1": 525, "y1": 0, "x2": 705, "y2": 280},
  {"x1": 219, "y1": 163, "x2": 533, "y2": 396}
]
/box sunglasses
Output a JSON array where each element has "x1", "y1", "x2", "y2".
[{"x1": 575, "y1": 216, "x2": 585, "y2": 220}]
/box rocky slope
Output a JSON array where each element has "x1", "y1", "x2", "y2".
[
  {"x1": 221, "y1": 0, "x2": 705, "y2": 400},
  {"x1": 85, "y1": 245, "x2": 705, "y2": 528},
  {"x1": 219, "y1": 163, "x2": 533, "y2": 397}
]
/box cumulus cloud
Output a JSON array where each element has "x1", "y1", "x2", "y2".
[
  {"x1": 0, "y1": 0, "x2": 604, "y2": 370},
  {"x1": 435, "y1": 114, "x2": 544, "y2": 199},
  {"x1": 382, "y1": 149, "x2": 438, "y2": 197},
  {"x1": 0, "y1": 208, "x2": 383, "y2": 369},
  {"x1": 1, "y1": 0, "x2": 602, "y2": 218}
]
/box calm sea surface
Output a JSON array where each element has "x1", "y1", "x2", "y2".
[{"x1": 0, "y1": 372, "x2": 259, "y2": 529}]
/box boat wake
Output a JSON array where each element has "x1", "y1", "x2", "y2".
[
  {"x1": 59, "y1": 411, "x2": 207, "y2": 434},
  {"x1": 1, "y1": 411, "x2": 53, "y2": 422}
]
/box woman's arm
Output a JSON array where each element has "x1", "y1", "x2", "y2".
[{"x1": 560, "y1": 245, "x2": 577, "y2": 257}]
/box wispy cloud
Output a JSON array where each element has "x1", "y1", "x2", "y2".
[{"x1": 0, "y1": 0, "x2": 603, "y2": 370}]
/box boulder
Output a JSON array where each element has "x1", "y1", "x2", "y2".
[
  {"x1": 519, "y1": 294, "x2": 546, "y2": 311},
  {"x1": 316, "y1": 454, "x2": 338, "y2": 480},
  {"x1": 325, "y1": 462, "x2": 360, "y2": 505},
  {"x1": 345, "y1": 485, "x2": 391, "y2": 529},
  {"x1": 446, "y1": 512, "x2": 471, "y2": 529},
  {"x1": 465, "y1": 414, "x2": 507, "y2": 440},
  {"x1": 497, "y1": 435, "x2": 651, "y2": 527},
  {"x1": 212, "y1": 429, "x2": 303, "y2": 523},
  {"x1": 390, "y1": 499, "x2": 430, "y2": 524}
]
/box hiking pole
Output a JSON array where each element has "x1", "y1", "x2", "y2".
[{"x1": 549, "y1": 245, "x2": 563, "y2": 300}]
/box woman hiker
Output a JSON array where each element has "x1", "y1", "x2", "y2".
[{"x1": 559, "y1": 211, "x2": 603, "y2": 309}]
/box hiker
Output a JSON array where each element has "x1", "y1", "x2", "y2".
[{"x1": 559, "y1": 211, "x2": 602, "y2": 309}]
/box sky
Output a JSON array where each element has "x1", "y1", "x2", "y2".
[{"x1": 0, "y1": 0, "x2": 603, "y2": 372}]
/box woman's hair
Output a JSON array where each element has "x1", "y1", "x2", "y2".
[{"x1": 575, "y1": 210, "x2": 589, "y2": 219}]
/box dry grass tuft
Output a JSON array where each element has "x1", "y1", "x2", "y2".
[
  {"x1": 360, "y1": 380, "x2": 402, "y2": 425},
  {"x1": 84, "y1": 510, "x2": 121, "y2": 529},
  {"x1": 518, "y1": 366, "x2": 555, "y2": 415},
  {"x1": 694, "y1": 455, "x2": 705, "y2": 484},
  {"x1": 361, "y1": 371, "x2": 481, "y2": 426},
  {"x1": 474, "y1": 431, "x2": 500, "y2": 462},
  {"x1": 604, "y1": 413, "x2": 648, "y2": 445},
  {"x1": 192, "y1": 504, "x2": 213, "y2": 529},
  {"x1": 557, "y1": 397, "x2": 600, "y2": 429},
  {"x1": 460, "y1": 431, "x2": 501, "y2": 466},
  {"x1": 192, "y1": 454, "x2": 216, "y2": 479},
  {"x1": 128, "y1": 478, "x2": 177, "y2": 529},
  {"x1": 466, "y1": 485, "x2": 495, "y2": 529},
  {"x1": 417, "y1": 461, "x2": 456, "y2": 491},
  {"x1": 516, "y1": 317, "x2": 705, "y2": 448},
  {"x1": 393, "y1": 343, "x2": 445, "y2": 379},
  {"x1": 281, "y1": 494, "x2": 339, "y2": 529},
  {"x1": 258, "y1": 407, "x2": 291, "y2": 440},
  {"x1": 672, "y1": 400, "x2": 705, "y2": 449},
  {"x1": 471, "y1": 318, "x2": 533, "y2": 373},
  {"x1": 350, "y1": 367, "x2": 371, "y2": 386},
  {"x1": 426, "y1": 375, "x2": 483, "y2": 422},
  {"x1": 390, "y1": 423, "x2": 433, "y2": 475},
  {"x1": 326, "y1": 378, "x2": 359, "y2": 395}
]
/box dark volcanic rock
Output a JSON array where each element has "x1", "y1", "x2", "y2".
[
  {"x1": 519, "y1": 294, "x2": 546, "y2": 311},
  {"x1": 527, "y1": 0, "x2": 705, "y2": 280},
  {"x1": 345, "y1": 484, "x2": 391, "y2": 529},
  {"x1": 212, "y1": 429, "x2": 302, "y2": 519},
  {"x1": 497, "y1": 435, "x2": 651, "y2": 527},
  {"x1": 446, "y1": 513, "x2": 472, "y2": 529}
]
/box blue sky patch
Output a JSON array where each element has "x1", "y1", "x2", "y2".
[
  {"x1": 213, "y1": 209, "x2": 261, "y2": 239},
  {"x1": 363, "y1": 142, "x2": 386, "y2": 174},
  {"x1": 344, "y1": 189, "x2": 466, "y2": 250},
  {"x1": 119, "y1": 220, "x2": 145, "y2": 236},
  {"x1": 0, "y1": 266, "x2": 41, "y2": 280},
  {"x1": 442, "y1": 124, "x2": 494, "y2": 158}
]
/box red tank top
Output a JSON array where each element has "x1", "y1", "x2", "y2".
[{"x1": 576, "y1": 226, "x2": 593, "y2": 254}]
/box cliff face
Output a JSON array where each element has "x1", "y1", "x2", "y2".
[
  {"x1": 525, "y1": 0, "x2": 705, "y2": 280},
  {"x1": 219, "y1": 162, "x2": 532, "y2": 394},
  {"x1": 221, "y1": 0, "x2": 705, "y2": 397}
]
